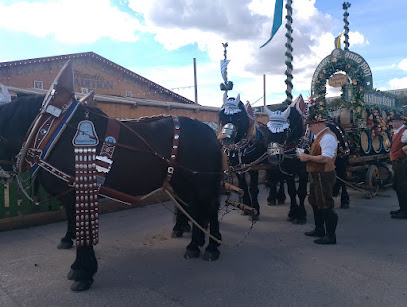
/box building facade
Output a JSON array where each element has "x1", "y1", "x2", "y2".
[{"x1": 0, "y1": 52, "x2": 194, "y2": 104}]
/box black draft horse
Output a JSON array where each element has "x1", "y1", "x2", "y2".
[
  {"x1": 217, "y1": 93, "x2": 281, "y2": 221},
  {"x1": 259, "y1": 104, "x2": 350, "y2": 224},
  {"x1": 258, "y1": 105, "x2": 309, "y2": 224},
  {"x1": 0, "y1": 80, "x2": 223, "y2": 291}
]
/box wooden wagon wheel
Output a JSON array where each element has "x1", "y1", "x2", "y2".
[{"x1": 365, "y1": 165, "x2": 379, "y2": 198}]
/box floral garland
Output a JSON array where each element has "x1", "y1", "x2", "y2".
[{"x1": 310, "y1": 56, "x2": 399, "y2": 154}]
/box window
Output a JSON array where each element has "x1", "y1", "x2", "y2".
[
  {"x1": 125, "y1": 90, "x2": 132, "y2": 98},
  {"x1": 81, "y1": 88, "x2": 94, "y2": 94},
  {"x1": 34, "y1": 80, "x2": 43, "y2": 89}
]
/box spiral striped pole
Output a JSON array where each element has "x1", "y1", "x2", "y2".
[
  {"x1": 343, "y1": 2, "x2": 351, "y2": 51},
  {"x1": 284, "y1": 0, "x2": 294, "y2": 106}
]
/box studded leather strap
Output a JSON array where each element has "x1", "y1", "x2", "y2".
[{"x1": 162, "y1": 116, "x2": 180, "y2": 190}]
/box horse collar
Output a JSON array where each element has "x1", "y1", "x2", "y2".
[{"x1": 162, "y1": 116, "x2": 180, "y2": 190}]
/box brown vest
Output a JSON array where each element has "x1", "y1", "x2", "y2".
[
  {"x1": 306, "y1": 128, "x2": 337, "y2": 173},
  {"x1": 390, "y1": 126, "x2": 407, "y2": 161}
]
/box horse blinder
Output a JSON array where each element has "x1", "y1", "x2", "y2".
[
  {"x1": 221, "y1": 123, "x2": 237, "y2": 142},
  {"x1": 267, "y1": 142, "x2": 284, "y2": 164}
]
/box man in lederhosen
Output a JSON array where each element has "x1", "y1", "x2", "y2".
[
  {"x1": 297, "y1": 111, "x2": 338, "y2": 244},
  {"x1": 389, "y1": 114, "x2": 407, "y2": 219}
]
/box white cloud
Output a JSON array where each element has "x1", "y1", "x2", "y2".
[
  {"x1": 0, "y1": 0, "x2": 143, "y2": 44},
  {"x1": 126, "y1": 0, "x2": 370, "y2": 106},
  {"x1": 399, "y1": 59, "x2": 407, "y2": 71},
  {"x1": 0, "y1": 0, "x2": 372, "y2": 107},
  {"x1": 389, "y1": 77, "x2": 407, "y2": 89}
]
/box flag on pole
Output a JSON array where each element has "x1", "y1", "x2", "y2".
[
  {"x1": 334, "y1": 32, "x2": 344, "y2": 49},
  {"x1": 260, "y1": 0, "x2": 284, "y2": 48},
  {"x1": 220, "y1": 59, "x2": 230, "y2": 83}
]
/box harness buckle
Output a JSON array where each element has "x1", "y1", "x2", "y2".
[{"x1": 167, "y1": 166, "x2": 174, "y2": 174}]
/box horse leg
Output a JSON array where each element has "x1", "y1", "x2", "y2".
[
  {"x1": 248, "y1": 170, "x2": 260, "y2": 221},
  {"x1": 68, "y1": 245, "x2": 98, "y2": 291},
  {"x1": 203, "y1": 199, "x2": 221, "y2": 261},
  {"x1": 294, "y1": 170, "x2": 308, "y2": 225},
  {"x1": 58, "y1": 195, "x2": 75, "y2": 249},
  {"x1": 286, "y1": 176, "x2": 299, "y2": 222},
  {"x1": 172, "y1": 208, "x2": 191, "y2": 238},
  {"x1": 236, "y1": 173, "x2": 250, "y2": 215},
  {"x1": 337, "y1": 158, "x2": 350, "y2": 209},
  {"x1": 184, "y1": 212, "x2": 207, "y2": 259},
  {"x1": 277, "y1": 174, "x2": 286, "y2": 204},
  {"x1": 266, "y1": 169, "x2": 278, "y2": 206}
]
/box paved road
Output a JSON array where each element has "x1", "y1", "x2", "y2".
[{"x1": 0, "y1": 185, "x2": 406, "y2": 306}]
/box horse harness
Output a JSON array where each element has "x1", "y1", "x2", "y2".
[{"x1": 15, "y1": 89, "x2": 182, "y2": 247}]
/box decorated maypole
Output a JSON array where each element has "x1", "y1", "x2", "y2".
[
  {"x1": 284, "y1": 0, "x2": 294, "y2": 106},
  {"x1": 342, "y1": 2, "x2": 351, "y2": 51},
  {"x1": 220, "y1": 42, "x2": 233, "y2": 95},
  {"x1": 260, "y1": 0, "x2": 293, "y2": 107}
]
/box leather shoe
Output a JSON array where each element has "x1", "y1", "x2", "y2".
[
  {"x1": 391, "y1": 211, "x2": 407, "y2": 219},
  {"x1": 390, "y1": 209, "x2": 401, "y2": 215},
  {"x1": 304, "y1": 228, "x2": 325, "y2": 237},
  {"x1": 314, "y1": 234, "x2": 336, "y2": 244}
]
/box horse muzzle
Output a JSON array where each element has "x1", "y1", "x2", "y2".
[
  {"x1": 218, "y1": 123, "x2": 237, "y2": 144},
  {"x1": 267, "y1": 143, "x2": 284, "y2": 164}
]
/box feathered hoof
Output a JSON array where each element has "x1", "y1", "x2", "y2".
[
  {"x1": 57, "y1": 240, "x2": 73, "y2": 249},
  {"x1": 286, "y1": 216, "x2": 295, "y2": 222},
  {"x1": 184, "y1": 249, "x2": 200, "y2": 259},
  {"x1": 267, "y1": 200, "x2": 277, "y2": 206},
  {"x1": 67, "y1": 269, "x2": 80, "y2": 281},
  {"x1": 203, "y1": 250, "x2": 220, "y2": 261},
  {"x1": 292, "y1": 218, "x2": 306, "y2": 225},
  {"x1": 171, "y1": 230, "x2": 184, "y2": 238},
  {"x1": 70, "y1": 280, "x2": 93, "y2": 292}
]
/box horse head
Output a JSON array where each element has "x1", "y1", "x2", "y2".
[
  {"x1": 258, "y1": 105, "x2": 304, "y2": 165},
  {"x1": 0, "y1": 60, "x2": 76, "y2": 179},
  {"x1": 218, "y1": 92, "x2": 250, "y2": 146}
]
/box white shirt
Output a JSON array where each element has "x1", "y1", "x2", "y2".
[
  {"x1": 313, "y1": 127, "x2": 337, "y2": 159},
  {"x1": 393, "y1": 124, "x2": 407, "y2": 144}
]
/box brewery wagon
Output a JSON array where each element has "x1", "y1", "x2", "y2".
[{"x1": 332, "y1": 105, "x2": 394, "y2": 198}]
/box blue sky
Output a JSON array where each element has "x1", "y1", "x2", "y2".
[{"x1": 0, "y1": 0, "x2": 406, "y2": 108}]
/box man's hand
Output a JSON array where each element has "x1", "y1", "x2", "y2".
[
  {"x1": 297, "y1": 153, "x2": 332, "y2": 164},
  {"x1": 296, "y1": 153, "x2": 309, "y2": 162}
]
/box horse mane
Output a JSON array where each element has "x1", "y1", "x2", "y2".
[
  {"x1": 0, "y1": 94, "x2": 43, "y2": 129},
  {"x1": 121, "y1": 115, "x2": 171, "y2": 124},
  {"x1": 286, "y1": 106, "x2": 303, "y2": 143}
]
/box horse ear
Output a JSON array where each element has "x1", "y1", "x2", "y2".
[
  {"x1": 79, "y1": 91, "x2": 95, "y2": 106},
  {"x1": 43, "y1": 60, "x2": 74, "y2": 107},
  {"x1": 264, "y1": 105, "x2": 274, "y2": 119},
  {"x1": 282, "y1": 106, "x2": 291, "y2": 119},
  {"x1": 236, "y1": 94, "x2": 240, "y2": 105},
  {"x1": 222, "y1": 91, "x2": 227, "y2": 106},
  {"x1": 0, "y1": 83, "x2": 11, "y2": 105}
]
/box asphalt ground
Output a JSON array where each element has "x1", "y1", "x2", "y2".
[{"x1": 0, "y1": 184, "x2": 406, "y2": 307}]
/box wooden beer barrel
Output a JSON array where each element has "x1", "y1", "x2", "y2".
[
  {"x1": 371, "y1": 134, "x2": 383, "y2": 154},
  {"x1": 361, "y1": 109, "x2": 368, "y2": 121},
  {"x1": 382, "y1": 130, "x2": 392, "y2": 152},
  {"x1": 381, "y1": 110, "x2": 388, "y2": 122},
  {"x1": 334, "y1": 109, "x2": 353, "y2": 129},
  {"x1": 360, "y1": 131, "x2": 371, "y2": 155}
]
